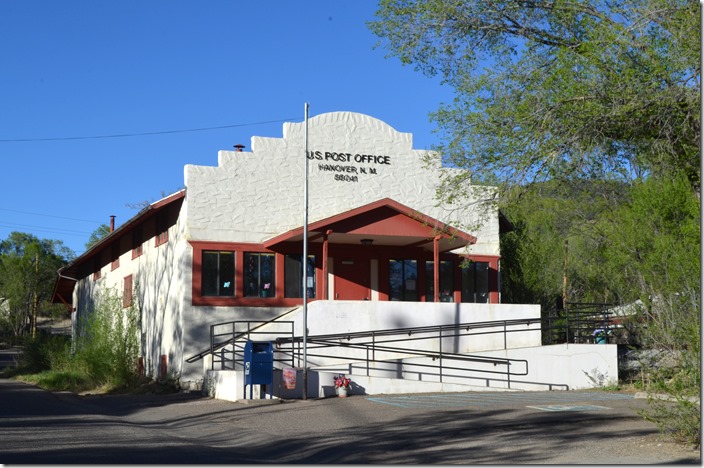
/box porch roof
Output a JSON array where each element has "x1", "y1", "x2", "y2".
[{"x1": 263, "y1": 198, "x2": 477, "y2": 253}]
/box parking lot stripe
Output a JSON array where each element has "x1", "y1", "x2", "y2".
[
  {"x1": 526, "y1": 405, "x2": 612, "y2": 412},
  {"x1": 366, "y1": 392, "x2": 634, "y2": 409}
]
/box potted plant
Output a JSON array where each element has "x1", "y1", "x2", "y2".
[{"x1": 333, "y1": 374, "x2": 351, "y2": 398}]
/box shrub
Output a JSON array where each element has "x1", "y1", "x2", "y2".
[
  {"x1": 19, "y1": 333, "x2": 71, "y2": 373},
  {"x1": 73, "y1": 286, "x2": 140, "y2": 387}
]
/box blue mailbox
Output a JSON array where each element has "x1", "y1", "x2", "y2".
[{"x1": 243, "y1": 341, "x2": 273, "y2": 399}]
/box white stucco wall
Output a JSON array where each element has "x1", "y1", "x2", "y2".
[
  {"x1": 72, "y1": 113, "x2": 508, "y2": 390},
  {"x1": 137, "y1": 223, "x2": 189, "y2": 381},
  {"x1": 464, "y1": 343, "x2": 619, "y2": 390},
  {"x1": 204, "y1": 342, "x2": 619, "y2": 400},
  {"x1": 300, "y1": 300, "x2": 540, "y2": 340},
  {"x1": 180, "y1": 301, "x2": 543, "y2": 385},
  {"x1": 174, "y1": 112, "x2": 505, "y2": 389},
  {"x1": 73, "y1": 197, "x2": 188, "y2": 382},
  {"x1": 184, "y1": 112, "x2": 499, "y2": 256}
]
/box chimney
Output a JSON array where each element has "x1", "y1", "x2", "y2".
[
  {"x1": 234, "y1": 144, "x2": 245, "y2": 152},
  {"x1": 109, "y1": 215, "x2": 115, "y2": 232}
]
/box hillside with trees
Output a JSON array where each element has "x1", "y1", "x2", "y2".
[
  {"x1": 0, "y1": 232, "x2": 74, "y2": 338},
  {"x1": 371, "y1": 0, "x2": 700, "y2": 446}
]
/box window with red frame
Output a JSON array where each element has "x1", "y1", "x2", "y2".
[
  {"x1": 243, "y1": 252, "x2": 275, "y2": 298},
  {"x1": 389, "y1": 259, "x2": 418, "y2": 301},
  {"x1": 111, "y1": 243, "x2": 120, "y2": 271},
  {"x1": 202, "y1": 251, "x2": 235, "y2": 297},
  {"x1": 132, "y1": 227, "x2": 143, "y2": 259},
  {"x1": 461, "y1": 261, "x2": 490, "y2": 303},
  {"x1": 123, "y1": 274, "x2": 133, "y2": 308},
  {"x1": 92, "y1": 257, "x2": 102, "y2": 281},
  {"x1": 155, "y1": 213, "x2": 168, "y2": 247},
  {"x1": 425, "y1": 260, "x2": 455, "y2": 302},
  {"x1": 284, "y1": 254, "x2": 316, "y2": 298}
]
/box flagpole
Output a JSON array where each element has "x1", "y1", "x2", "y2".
[{"x1": 302, "y1": 102, "x2": 309, "y2": 400}]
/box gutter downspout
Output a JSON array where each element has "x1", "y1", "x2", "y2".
[
  {"x1": 56, "y1": 268, "x2": 79, "y2": 310},
  {"x1": 57, "y1": 268, "x2": 79, "y2": 352}
]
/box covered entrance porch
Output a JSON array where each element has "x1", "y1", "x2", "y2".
[{"x1": 264, "y1": 198, "x2": 500, "y2": 304}]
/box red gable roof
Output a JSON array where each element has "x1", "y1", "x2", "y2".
[{"x1": 264, "y1": 198, "x2": 476, "y2": 253}]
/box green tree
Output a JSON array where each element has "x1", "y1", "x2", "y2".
[
  {"x1": 599, "y1": 173, "x2": 700, "y2": 304},
  {"x1": 85, "y1": 224, "x2": 111, "y2": 250},
  {"x1": 500, "y1": 178, "x2": 629, "y2": 309},
  {"x1": 370, "y1": 0, "x2": 700, "y2": 195},
  {"x1": 601, "y1": 173, "x2": 700, "y2": 446},
  {"x1": 500, "y1": 174, "x2": 700, "y2": 445},
  {"x1": 0, "y1": 232, "x2": 74, "y2": 337},
  {"x1": 371, "y1": 0, "x2": 700, "y2": 445}
]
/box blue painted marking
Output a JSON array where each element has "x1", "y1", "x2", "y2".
[{"x1": 527, "y1": 405, "x2": 611, "y2": 412}]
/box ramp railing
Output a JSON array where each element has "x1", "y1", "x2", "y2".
[{"x1": 206, "y1": 317, "x2": 568, "y2": 391}]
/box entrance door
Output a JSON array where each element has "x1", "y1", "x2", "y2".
[{"x1": 334, "y1": 258, "x2": 370, "y2": 300}]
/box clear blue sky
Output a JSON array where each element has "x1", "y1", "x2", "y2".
[{"x1": 0, "y1": 1, "x2": 454, "y2": 257}]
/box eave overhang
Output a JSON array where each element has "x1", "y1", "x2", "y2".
[
  {"x1": 51, "y1": 189, "x2": 186, "y2": 306},
  {"x1": 264, "y1": 198, "x2": 477, "y2": 253}
]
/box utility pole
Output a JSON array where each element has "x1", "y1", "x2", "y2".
[
  {"x1": 563, "y1": 239, "x2": 568, "y2": 344},
  {"x1": 32, "y1": 252, "x2": 39, "y2": 338}
]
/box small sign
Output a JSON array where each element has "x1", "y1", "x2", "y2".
[{"x1": 283, "y1": 367, "x2": 297, "y2": 389}]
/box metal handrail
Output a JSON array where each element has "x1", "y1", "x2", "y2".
[
  {"x1": 287, "y1": 331, "x2": 530, "y2": 389},
  {"x1": 209, "y1": 320, "x2": 295, "y2": 371},
  {"x1": 213, "y1": 317, "x2": 565, "y2": 391},
  {"x1": 185, "y1": 306, "x2": 300, "y2": 363},
  {"x1": 282, "y1": 317, "x2": 541, "y2": 344},
  {"x1": 543, "y1": 303, "x2": 618, "y2": 345}
]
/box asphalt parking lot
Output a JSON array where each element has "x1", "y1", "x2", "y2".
[{"x1": 0, "y1": 378, "x2": 700, "y2": 464}]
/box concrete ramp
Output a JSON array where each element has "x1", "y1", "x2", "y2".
[{"x1": 205, "y1": 343, "x2": 617, "y2": 401}]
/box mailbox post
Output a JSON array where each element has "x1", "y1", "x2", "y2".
[{"x1": 243, "y1": 341, "x2": 273, "y2": 399}]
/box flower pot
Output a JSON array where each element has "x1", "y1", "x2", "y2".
[{"x1": 338, "y1": 387, "x2": 348, "y2": 398}]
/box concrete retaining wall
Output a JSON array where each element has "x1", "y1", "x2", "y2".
[{"x1": 203, "y1": 342, "x2": 619, "y2": 401}]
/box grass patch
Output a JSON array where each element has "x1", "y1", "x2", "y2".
[
  {"x1": 15, "y1": 369, "x2": 98, "y2": 393},
  {"x1": 10, "y1": 369, "x2": 181, "y2": 395},
  {"x1": 2, "y1": 286, "x2": 154, "y2": 396}
]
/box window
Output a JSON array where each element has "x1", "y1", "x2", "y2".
[
  {"x1": 93, "y1": 258, "x2": 102, "y2": 281},
  {"x1": 461, "y1": 261, "x2": 489, "y2": 303},
  {"x1": 389, "y1": 259, "x2": 417, "y2": 301},
  {"x1": 123, "y1": 274, "x2": 133, "y2": 308},
  {"x1": 201, "y1": 251, "x2": 235, "y2": 297},
  {"x1": 244, "y1": 252, "x2": 275, "y2": 298},
  {"x1": 425, "y1": 260, "x2": 455, "y2": 302},
  {"x1": 155, "y1": 212, "x2": 168, "y2": 247},
  {"x1": 132, "y1": 227, "x2": 143, "y2": 259},
  {"x1": 284, "y1": 254, "x2": 316, "y2": 298},
  {"x1": 111, "y1": 244, "x2": 120, "y2": 271}
]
